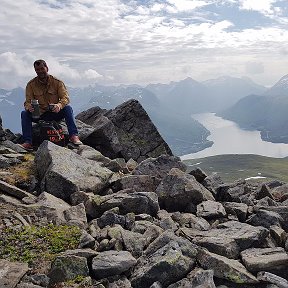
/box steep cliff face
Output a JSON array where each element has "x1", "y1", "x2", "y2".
[{"x1": 0, "y1": 101, "x2": 288, "y2": 288}]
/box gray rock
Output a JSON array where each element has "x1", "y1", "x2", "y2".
[
  {"x1": 34, "y1": 141, "x2": 113, "y2": 201},
  {"x1": 78, "y1": 230, "x2": 96, "y2": 249},
  {"x1": 257, "y1": 271, "x2": 288, "y2": 288},
  {"x1": 256, "y1": 184, "x2": 274, "y2": 200},
  {"x1": 91, "y1": 250, "x2": 137, "y2": 279},
  {"x1": 89, "y1": 190, "x2": 160, "y2": 218},
  {"x1": 270, "y1": 225, "x2": 287, "y2": 247},
  {"x1": 222, "y1": 202, "x2": 248, "y2": 222},
  {"x1": 107, "y1": 225, "x2": 147, "y2": 257},
  {"x1": 241, "y1": 247, "x2": 288, "y2": 273},
  {"x1": 76, "y1": 100, "x2": 173, "y2": 162},
  {"x1": 255, "y1": 196, "x2": 279, "y2": 207},
  {"x1": 0, "y1": 180, "x2": 33, "y2": 200},
  {"x1": 60, "y1": 248, "x2": 98, "y2": 259},
  {"x1": 77, "y1": 145, "x2": 123, "y2": 172},
  {"x1": 0, "y1": 140, "x2": 26, "y2": 153},
  {"x1": 202, "y1": 172, "x2": 224, "y2": 197},
  {"x1": 133, "y1": 154, "x2": 186, "y2": 179},
  {"x1": 131, "y1": 240, "x2": 196, "y2": 288},
  {"x1": 132, "y1": 220, "x2": 164, "y2": 246},
  {"x1": 0, "y1": 259, "x2": 29, "y2": 288},
  {"x1": 157, "y1": 210, "x2": 178, "y2": 231},
  {"x1": 196, "y1": 200, "x2": 227, "y2": 219},
  {"x1": 63, "y1": 203, "x2": 87, "y2": 227},
  {"x1": 180, "y1": 220, "x2": 268, "y2": 251},
  {"x1": 246, "y1": 209, "x2": 284, "y2": 230},
  {"x1": 109, "y1": 276, "x2": 132, "y2": 288},
  {"x1": 97, "y1": 210, "x2": 126, "y2": 229},
  {"x1": 156, "y1": 168, "x2": 215, "y2": 212},
  {"x1": 167, "y1": 268, "x2": 216, "y2": 288},
  {"x1": 0, "y1": 154, "x2": 22, "y2": 168},
  {"x1": 144, "y1": 230, "x2": 198, "y2": 259},
  {"x1": 16, "y1": 283, "x2": 42, "y2": 288},
  {"x1": 197, "y1": 248, "x2": 258, "y2": 284},
  {"x1": 188, "y1": 167, "x2": 207, "y2": 183},
  {"x1": 217, "y1": 180, "x2": 247, "y2": 202},
  {"x1": 150, "y1": 282, "x2": 163, "y2": 288},
  {"x1": 253, "y1": 206, "x2": 288, "y2": 231},
  {"x1": 271, "y1": 183, "x2": 288, "y2": 202},
  {"x1": 171, "y1": 212, "x2": 211, "y2": 230},
  {"x1": 20, "y1": 273, "x2": 50, "y2": 287},
  {"x1": 48, "y1": 255, "x2": 89, "y2": 285},
  {"x1": 111, "y1": 174, "x2": 161, "y2": 193}
]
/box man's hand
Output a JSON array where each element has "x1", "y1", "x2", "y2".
[
  {"x1": 27, "y1": 104, "x2": 34, "y2": 113},
  {"x1": 52, "y1": 104, "x2": 61, "y2": 113}
]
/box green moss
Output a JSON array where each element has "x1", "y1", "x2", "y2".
[
  {"x1": 0, "y1": 224, "x2": 81, "y2": 267},
  {"x1": 92, "y1": 195, "x2": 104, "y2": 206},
  {"x1": 225, "y1": 272, "x2": 245, "y2": 284}
]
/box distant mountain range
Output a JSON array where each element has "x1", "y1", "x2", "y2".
[
  {"x1": 218, "y1": 74, "x2": 288, "y2": 143},
  {"x1": 0, "y1": 76, "x2": 268, "y2": 155}
]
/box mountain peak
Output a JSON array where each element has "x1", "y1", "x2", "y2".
[{"x1": 263, "y1": 73, "x2": 288, "y2": 97}]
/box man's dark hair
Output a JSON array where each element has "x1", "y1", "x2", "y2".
[{"x1": 34, "y1": 59, "x2": 48, "y2": 68}]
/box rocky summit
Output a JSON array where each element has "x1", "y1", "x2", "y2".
[{"x1": 0, "y1": 100, "x2": 288, "y2": 288}]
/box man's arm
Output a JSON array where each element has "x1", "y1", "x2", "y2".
[
  {"x1": 24, "y1": 83, "x2": 33, "y2": 111},
  {"x1": 56, "y1": 81, "x2": 70, "y2": 110}
]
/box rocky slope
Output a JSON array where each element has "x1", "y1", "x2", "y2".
[{"x1": 0, "y1": 100, "x2": 288, "y2": 288}]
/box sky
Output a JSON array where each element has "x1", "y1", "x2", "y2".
[{"x1": 1, "y1": 0, "x2": 288, "y2": 89}]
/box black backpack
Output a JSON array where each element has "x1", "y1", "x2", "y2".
[{"x1": 39, "y1": 120, "x2": 65, "y2": 146}]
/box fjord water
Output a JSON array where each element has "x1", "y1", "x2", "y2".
[{"x1": 181, "y1": 113, "x2": 288, "y2": 160}]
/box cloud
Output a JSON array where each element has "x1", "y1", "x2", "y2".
[
  {"x1": 0, "y1": 0, "x2": 288, "y2": 88},
  {"x1": 84, "y1": 69, "x2": 103, "y2": 79},
  {"x1": 245, "y1": 61, "x2": 264, "y2": 74}
]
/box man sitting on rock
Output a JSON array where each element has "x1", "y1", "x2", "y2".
[{"x1": 20, "y1": 59, "x2": 82, "y2": 151}]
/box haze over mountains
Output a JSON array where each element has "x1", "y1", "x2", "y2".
[
  {"x1": 0, "y1": 74, "x2": 282, "y2": 156},
  {"x1": 219, "y1": 74, "x2": 288, "y2": 144}
]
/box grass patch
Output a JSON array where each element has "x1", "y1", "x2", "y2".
[
  {"x1": 0, "y1": 224, "x2": 81, "y2": 267},
  {"x1": 1, "y1": 153, "x2": 35, "y2": 186},
  {"x1": 183, "y1": 154, "x2": 288, "y2": 183}
]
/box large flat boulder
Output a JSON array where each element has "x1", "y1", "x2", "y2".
[
  {"x1": 34, "y1": 141, "x2": 113, "y2": 201},
  {"x1": 0, "y1": 259, "x2": 29, "y2": 288},
  {"x1": 197, "y1": 249, "x2": 258, "y2": 284}
]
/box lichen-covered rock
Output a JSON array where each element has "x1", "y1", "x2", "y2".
[
  {"x1": 91, "y1": 250, "x2": 137, "y2": 279},
  {"x1": 156, "y1": 168, "x2": 214, "y2": 212},
  {"x1": 241, "y1": 247, "x2": 288, "y2": 273},
  {"x1": 197, "y1": 248, "x2": 258, "y2": 284},
  {"x1": 131, "y1": 240, "x2": 196, "y2": 288},
  {"x1": 76, "y1": 100, "x2": 173, "y2": 162},
  {"x1": 133, "y1": 155, "x2": 186, "y2": 179},
  {"x1": 48, "y1": 255, "x2": 89, "y2": 285},
  {"x1": 34, "y1": 141, "x2": 113, "y2": 201}
]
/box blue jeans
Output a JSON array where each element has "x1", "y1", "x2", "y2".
[{"x1": 21, "y1": 105, "x2": 78, "y2": 144}]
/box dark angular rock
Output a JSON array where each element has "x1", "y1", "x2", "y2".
[
  {"x1": 222, "y1": 202, "x2": 248, "y2": 222},
  {"x1": 156, "y1": 168, "x2": 214, "y2": 212},
  {"x1": 246, "y1": 209, "x2": 284, "y2": 230},
  {"x1": 197, "y1": 248, "x2": 258, "y2": 284},
  {"x1": 256, "y1": 184, "x2": 274, "y2": 200},
  {"x1": 188, "y1": 167, "x2": 207, "y2": 183},
  {"x1": 76, "y1": 100, "x2": 173, "y2": 162},
  {"x1": 111, "y1": 174, "x2": 161, "y2": 193},
  {"x1": 133, "y1": 154, "x2": 186, "y2": 179}
]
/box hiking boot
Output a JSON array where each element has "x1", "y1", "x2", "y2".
[
  {"x1": 69, "y1": 135, "x2": 83, "y2": 145},
  {"x1": 18, "y1": 142, "x2": 33, "y2": 151}
]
